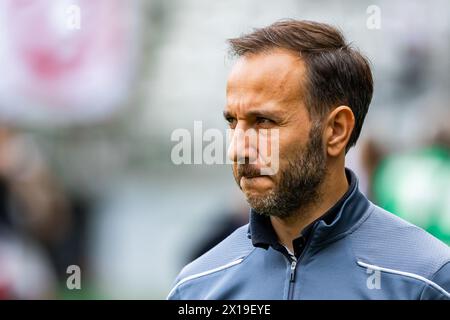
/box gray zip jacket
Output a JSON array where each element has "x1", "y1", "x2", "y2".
[{"x1": 167, "y1": 170, "x2": 450, "y2": 300}]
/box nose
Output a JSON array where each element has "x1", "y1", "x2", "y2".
[{"x1": 227, "y1": 126, "x2": 259, "y2": 164}]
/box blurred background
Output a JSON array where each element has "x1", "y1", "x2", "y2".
[{"x1": 0, "y1": 0, "x2": 449, "y2": 299}]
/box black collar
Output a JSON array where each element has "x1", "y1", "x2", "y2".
[{"x1": 247, "y1": 168, "x2": 366, "y2": 257}]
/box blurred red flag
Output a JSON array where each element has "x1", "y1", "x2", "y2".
[{"x1": 0, "y1": 0, "x2": 140, "y2": 126}]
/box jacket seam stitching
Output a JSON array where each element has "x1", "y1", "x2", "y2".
[
  {"x1": 419, "y1": 260, "x2": 450, "y2": 299},
  {"x1": 357, "y1": 261, "x2": 450, "y2": 299},
  {"x1": 173, "y1": 247, "x2": 257, "y2": 297}
]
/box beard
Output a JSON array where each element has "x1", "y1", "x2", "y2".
[{"x1": 234, "y1": 121, "x2": 327, "y2": 219}]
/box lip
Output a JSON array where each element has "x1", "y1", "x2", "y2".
[
  {"x1": 241, "y1": 175, "x2": 266, "y2": 180},
  {"x1": 240, "y1": 175, "x2": 269, "y2": 188}
]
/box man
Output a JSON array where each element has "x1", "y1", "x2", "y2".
[{"x1": 167, "y1": 20, "x2": 450, "y2": 299}]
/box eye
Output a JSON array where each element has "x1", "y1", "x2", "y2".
[
  {"x1": 256, "y1": 117, "x2": 275, "y2": 127},
  {"x1": 225, "y1": 116, "x2": 237, "y2": 128}
]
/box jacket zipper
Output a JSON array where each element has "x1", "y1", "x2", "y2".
[
  {"x1": 290, "y1": 258, "x2": 297, "y2": 282},
  {"x1": 288, "y1": 256, "x2": 297, "y2": 300},
  {"x1": 286, "y1": 224, "x2": 317, "y2": 300}
]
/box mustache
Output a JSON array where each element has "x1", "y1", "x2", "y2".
[{"x1": 237, "y1": 164, "x2": 264, "y2": 178}]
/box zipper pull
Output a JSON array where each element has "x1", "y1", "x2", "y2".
[{"x1": 290, "y1": 260, "x2": 297, "y2": 282}]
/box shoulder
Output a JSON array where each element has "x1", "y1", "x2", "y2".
[
  {"x1": 168, "y1": 224, "x2": 254, "y2": 298},
  {"x1": 350, "y1": 203, "x2": 450, "y2": 293}
]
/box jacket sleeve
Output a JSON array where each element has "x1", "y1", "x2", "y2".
[
  {"x1": 420, "y1": 261, "x2": 450, "y2": 300},
  {"x1": 166, "y1": 285, "x2": 181, "y2": 300}
]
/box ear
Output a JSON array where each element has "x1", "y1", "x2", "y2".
[{"x1": 323, "y1": 106, "x2": 355, "y2": 157}]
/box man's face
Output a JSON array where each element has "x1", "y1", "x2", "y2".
[{"x1": 225, "y1": 49, "x2": 327, "y2": 218}]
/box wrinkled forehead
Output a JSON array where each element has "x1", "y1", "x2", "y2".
[{"x1": 226, "y1": 49, "x2": 307, "y2": 108}]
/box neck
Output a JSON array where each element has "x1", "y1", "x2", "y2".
[{"x1": 270, "y1": 166, "x2": 349, "y2": 254}]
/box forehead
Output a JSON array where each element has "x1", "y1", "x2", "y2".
[{"x1": 226, "y1": 49, "x2": 307, "y2": 111}]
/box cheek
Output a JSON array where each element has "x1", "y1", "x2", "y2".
[
  {"x1": 269, "y1": 133, "x2": 308, "y2": 176},
  {"x1": 277, "y1": 131, "x2": 308, "y2": 161}
]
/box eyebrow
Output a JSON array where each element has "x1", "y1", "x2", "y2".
[{"x1": 223, "y1": 109, "x2": 283, "y2": 121}]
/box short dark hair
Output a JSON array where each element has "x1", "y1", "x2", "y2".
[{"x1": 228, "y1": 19, "x2": 373, "y2": 152}]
